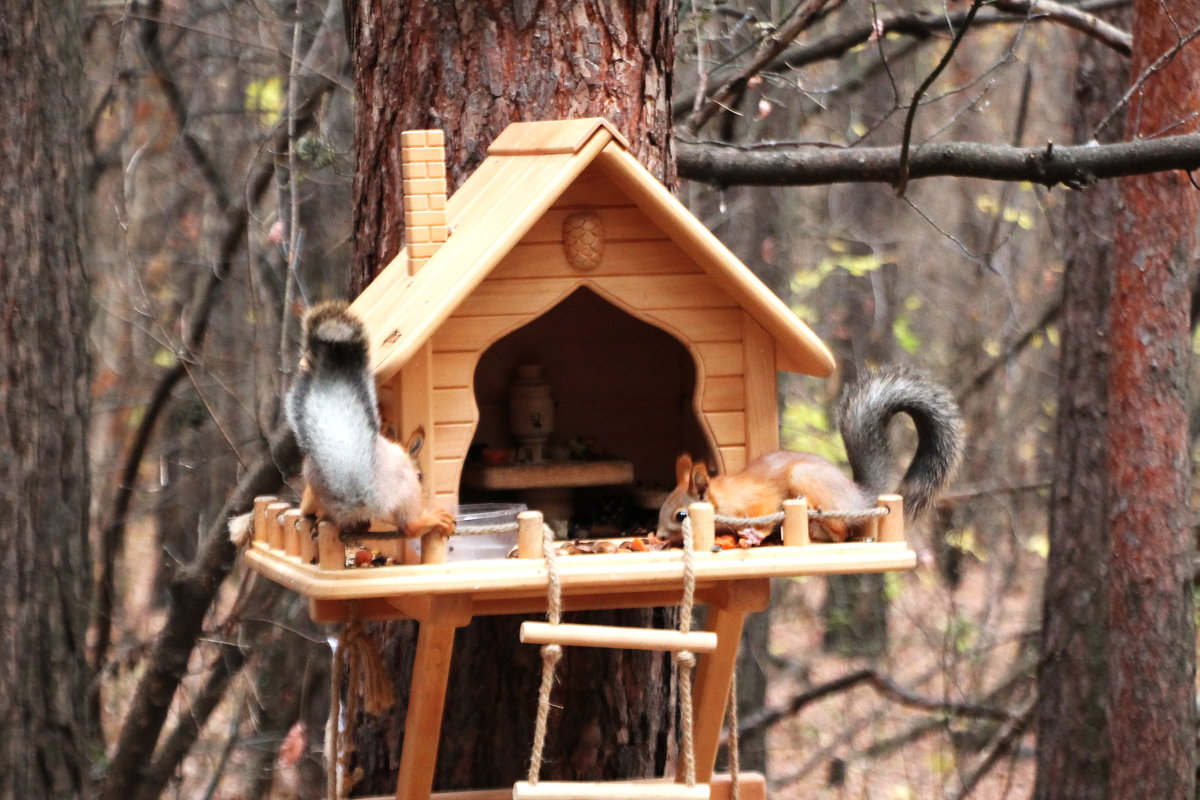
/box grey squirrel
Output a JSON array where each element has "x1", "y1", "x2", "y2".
[
  {"x1": 286, "y1": 301, "x2": 455, "y2": 539},
  {"x1": 656, "y1": 366, "x2": 963, "y2": 544}
]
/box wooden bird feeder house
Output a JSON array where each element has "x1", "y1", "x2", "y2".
[{"x1": 242, "y1": 118, "x2": 917, "y2": 800}]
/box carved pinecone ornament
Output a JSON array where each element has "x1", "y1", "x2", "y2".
[{"x1": 562, "y1": 212, "x2": 604, "y2": 271}]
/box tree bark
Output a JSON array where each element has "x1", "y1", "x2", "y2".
[
  {"x1": 346, "y1": 0, "x2": 677, "y2": 288},
  {"x1": 1105, "y1": 2, "x2": 1198, "y2": 797},
  {"x1": 343, "y1": 1, "x2": 679, "y2": 793},
  {"x1": 0, "y1": 2, "x2": 94, "y2": 798},
  {"x1": 1034, "y1": 17, "x2": 1128, "y2": 797}
]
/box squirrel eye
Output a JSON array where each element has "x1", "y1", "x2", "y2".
[
  {"x1": 674, "y1": 509, "x2": 688, "y2": 524},
  {"x1": 416, "y1": 470, "x2": 424, "y2": 482}
]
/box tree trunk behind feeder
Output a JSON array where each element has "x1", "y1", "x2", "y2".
[{"x1": 342, "y1": 1, "x2": 681, "y2": 792}]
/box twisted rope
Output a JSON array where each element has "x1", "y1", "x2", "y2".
[
  {"x1": 326, "y1": 612, "x2": 394, "y2": 798},
  {"x1": 339, "y1": 520, "x2": 518, "y2": 542},
  {"x1": 527, "y1": 522, "x2": 563, "y2": 785},
  {"x1": 727, "y1": 667, "x2": 740, "y2": 800},
  {"x1": 675, "y1": 516, "x2": 699, "y2": 787},
  {"x1": 711, "y1": 504, "x2": 889, "y2": 528}
]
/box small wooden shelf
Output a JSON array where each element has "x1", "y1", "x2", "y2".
[{"x1": 462, "y1": 458, "x2": 634, "y2": 490}]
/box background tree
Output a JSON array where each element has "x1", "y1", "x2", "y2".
[
  {"x1": 1033, "y1": 10, "x2": 1127, "y2": 797},
  {"x1": 1105, "y1": 1, "x2": 1198, "y2": 795},
  {"x1": 0, "y1": 1, "x2": 93, "y2": 798}
]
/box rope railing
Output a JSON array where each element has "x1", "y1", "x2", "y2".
[{"x1": 711, "y1": 504, "x2": 889, "y2": 528}]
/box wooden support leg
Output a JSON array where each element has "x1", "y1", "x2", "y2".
[
  {"x1": 688, "y1": 580, "x2": 770, "y2": 785},
  {"x1": 395, "y1": 596, "x2": 472, "y2": 800}
]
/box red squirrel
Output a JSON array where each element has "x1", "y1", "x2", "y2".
[
  {"x1": 657, "y1": 367, "x2": 963, "y2": 545},
  {"x1": 286, "y1": 301, "x2": 455, "y2": 540}
]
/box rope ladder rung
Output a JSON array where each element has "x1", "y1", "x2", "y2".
[
  {"x1": 520, "y1": 622, "x2": 718, "y2": 653},
  {"x1": 513, "y1": 780, "x2": 712, "y2": 800}
]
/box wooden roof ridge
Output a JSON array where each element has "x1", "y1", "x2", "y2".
[
  {"x1": 486, "y1": 117, "x2": 632, "y2": 156},
  {"x1": 350, "y1": 117, "x2": 835, "y2": 382}
]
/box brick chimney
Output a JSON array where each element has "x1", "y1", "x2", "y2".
[{"x1": 399, "y1": 129, "x2": 448, "y2": 274}]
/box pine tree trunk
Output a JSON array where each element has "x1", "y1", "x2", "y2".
[
  {"x1": 345, "y1": 0, "x2": 677, "y2": 287},
  {"x1": 1105, "y1": 2, "x2": 1198, "y2": 796},
  {"x1": 0, "y1": 2, "x2": 94, "y2": 797},
  {"x1": 1033, "y1": 18, "x2": 1128, "y2": 799},
  {"x1": 342, "y1": 2, "x2": 679, "y2": 792}
]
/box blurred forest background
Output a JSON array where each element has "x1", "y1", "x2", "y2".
[{"x1": 7, "y1": 0, "x2": 1197, "y2": 798}]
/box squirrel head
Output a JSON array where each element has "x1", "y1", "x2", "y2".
[{"x1": 655, "y1": 454, "x2": 712, "y2": 544}]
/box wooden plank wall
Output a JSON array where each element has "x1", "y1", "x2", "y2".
[{"x1": 410, "y1": 165, "x2": 764, "y2": 505}]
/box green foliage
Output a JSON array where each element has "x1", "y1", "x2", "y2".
[
  {"x1": 245, "y1": 76, "x2": 284, "y2": 127},
  {"x1": 296, "y1": 133, "x2": 336, "y2": 170},
  {"x1": 944, "y1": 613, "x2": 979, "y2": 653},
  {"x1": 882, "y1": 572, "x2": 904, "y2": 602},
  {"x1": 1025, "y1": 532, "x2": 1049, "y2": 560},
  {"x1": 789, "y1": 238, "x2": 893, "y2": 293},
  {"x1": 153, "y1": 348, "x2": 178, "y2": 368},
  {"x1": 946, "y1": 527, "x2": 988, "y2": 563},
  {"x1": 779, "y1": 395, "x2": 846, "y2": 462},
  {"x1": 892, "y1": 313, "x2": 921, "y2": 354},
  {"x1": 975, "y1": 193, "x2": 1035, "y2": 230}
]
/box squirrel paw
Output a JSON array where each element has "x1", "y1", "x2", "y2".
[{"x1": 406, "y1": 507, "x2": 457, "y2": 539}]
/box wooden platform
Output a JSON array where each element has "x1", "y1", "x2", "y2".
[
  {"x1": 242, "y1": 499, "x2": 913, "y2": 800},
  {"x1": 244, "y1": 537, "x2": 915, "y2": 622}
]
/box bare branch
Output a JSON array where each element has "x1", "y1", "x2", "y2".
[
  {"x1": 99, "y1": 421, "x2": 301, "y2": 800},
  {"x1": 136, "y1": 0, "x2": 234, "y2": 213},
  {"x1": 672, "y1": 0, "x2": 1131, "y2": 120},
  {"x1": 682, "y1": 0, "x2": 840, "y2": 134},
  {"x1": 948, "y1": 700, "x2": 1038, "y2": 800},
  {"x1": 675, "y1": 132, "x2": 1200, "y2": 188},
  {"x1": 1094, "y1": 22, "x2": 1200, "y2": 137},
  {"x1": 134, "y1": 643, "x2": 248, "y2": 800},
  {"x1": 88, "y1": 65, "x2": 335, "y2": 746},
  {"x1": 737, "y1": 668, "x2": 1013, "y2": 740},
  {"x1": 993, "y1": 0, "x2": 1131, "y2": 55},
  {"x1": 966, "y1": 300, "x2": 1062, "y2": 397}
]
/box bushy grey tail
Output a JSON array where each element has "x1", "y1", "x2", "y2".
[
  {"x1": 837, "y1": 366, "x2": 964, "y2": 518},
  {"x1": 286, "y1": 302, "x2": 381, "y2": 517}
]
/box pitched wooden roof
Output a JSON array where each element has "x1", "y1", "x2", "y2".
[{"x1": 350, "y1": 118, "x2": 836, "y2": 380}]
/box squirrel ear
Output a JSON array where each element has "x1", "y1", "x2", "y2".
[
  {"x1": 674, "y1": 454, "x2": 693, "y2": 488},
  {"x1": 689, "y1": 461, "x2": 710, "y2": 499},
  {"x1": 405, "y1": 426, "x2": 426, "y2": 459}
]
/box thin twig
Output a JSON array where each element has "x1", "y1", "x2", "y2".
[
  {"x1": 684, "y1": 0, "x2": 839, "y2": 134},
  {"x1": 89, "y1": 38, "x2": 335, "y2": 704},
  {"x1": 672, "y1": 0, "x2": 1131, "y2": 119},
  {"x1": 965, "y1": 300, "x2": 1062, "y2": 397},
  {"x1": 1094, "y1": 23, "x2": 1200, "y2": 137},
  {"x1": 278, "y1": 0, "x2": 305, "y2": 371},
  {"x1": 135, "y1": 642, "x2": 249, "y2": 800},
  {"x1": 949, "y1": 700, "x2": 1038, "y2": 800},
  {"x1": 737, "y1": 667, "x2": 1013, "y2": 739},
  {"x1": 896, "y1": 0, "x2": 986, "y2": 197}
]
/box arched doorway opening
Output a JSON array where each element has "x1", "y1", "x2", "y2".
[{"x1": 463, "y1": 287, "x2": 710, "y2": 533}]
